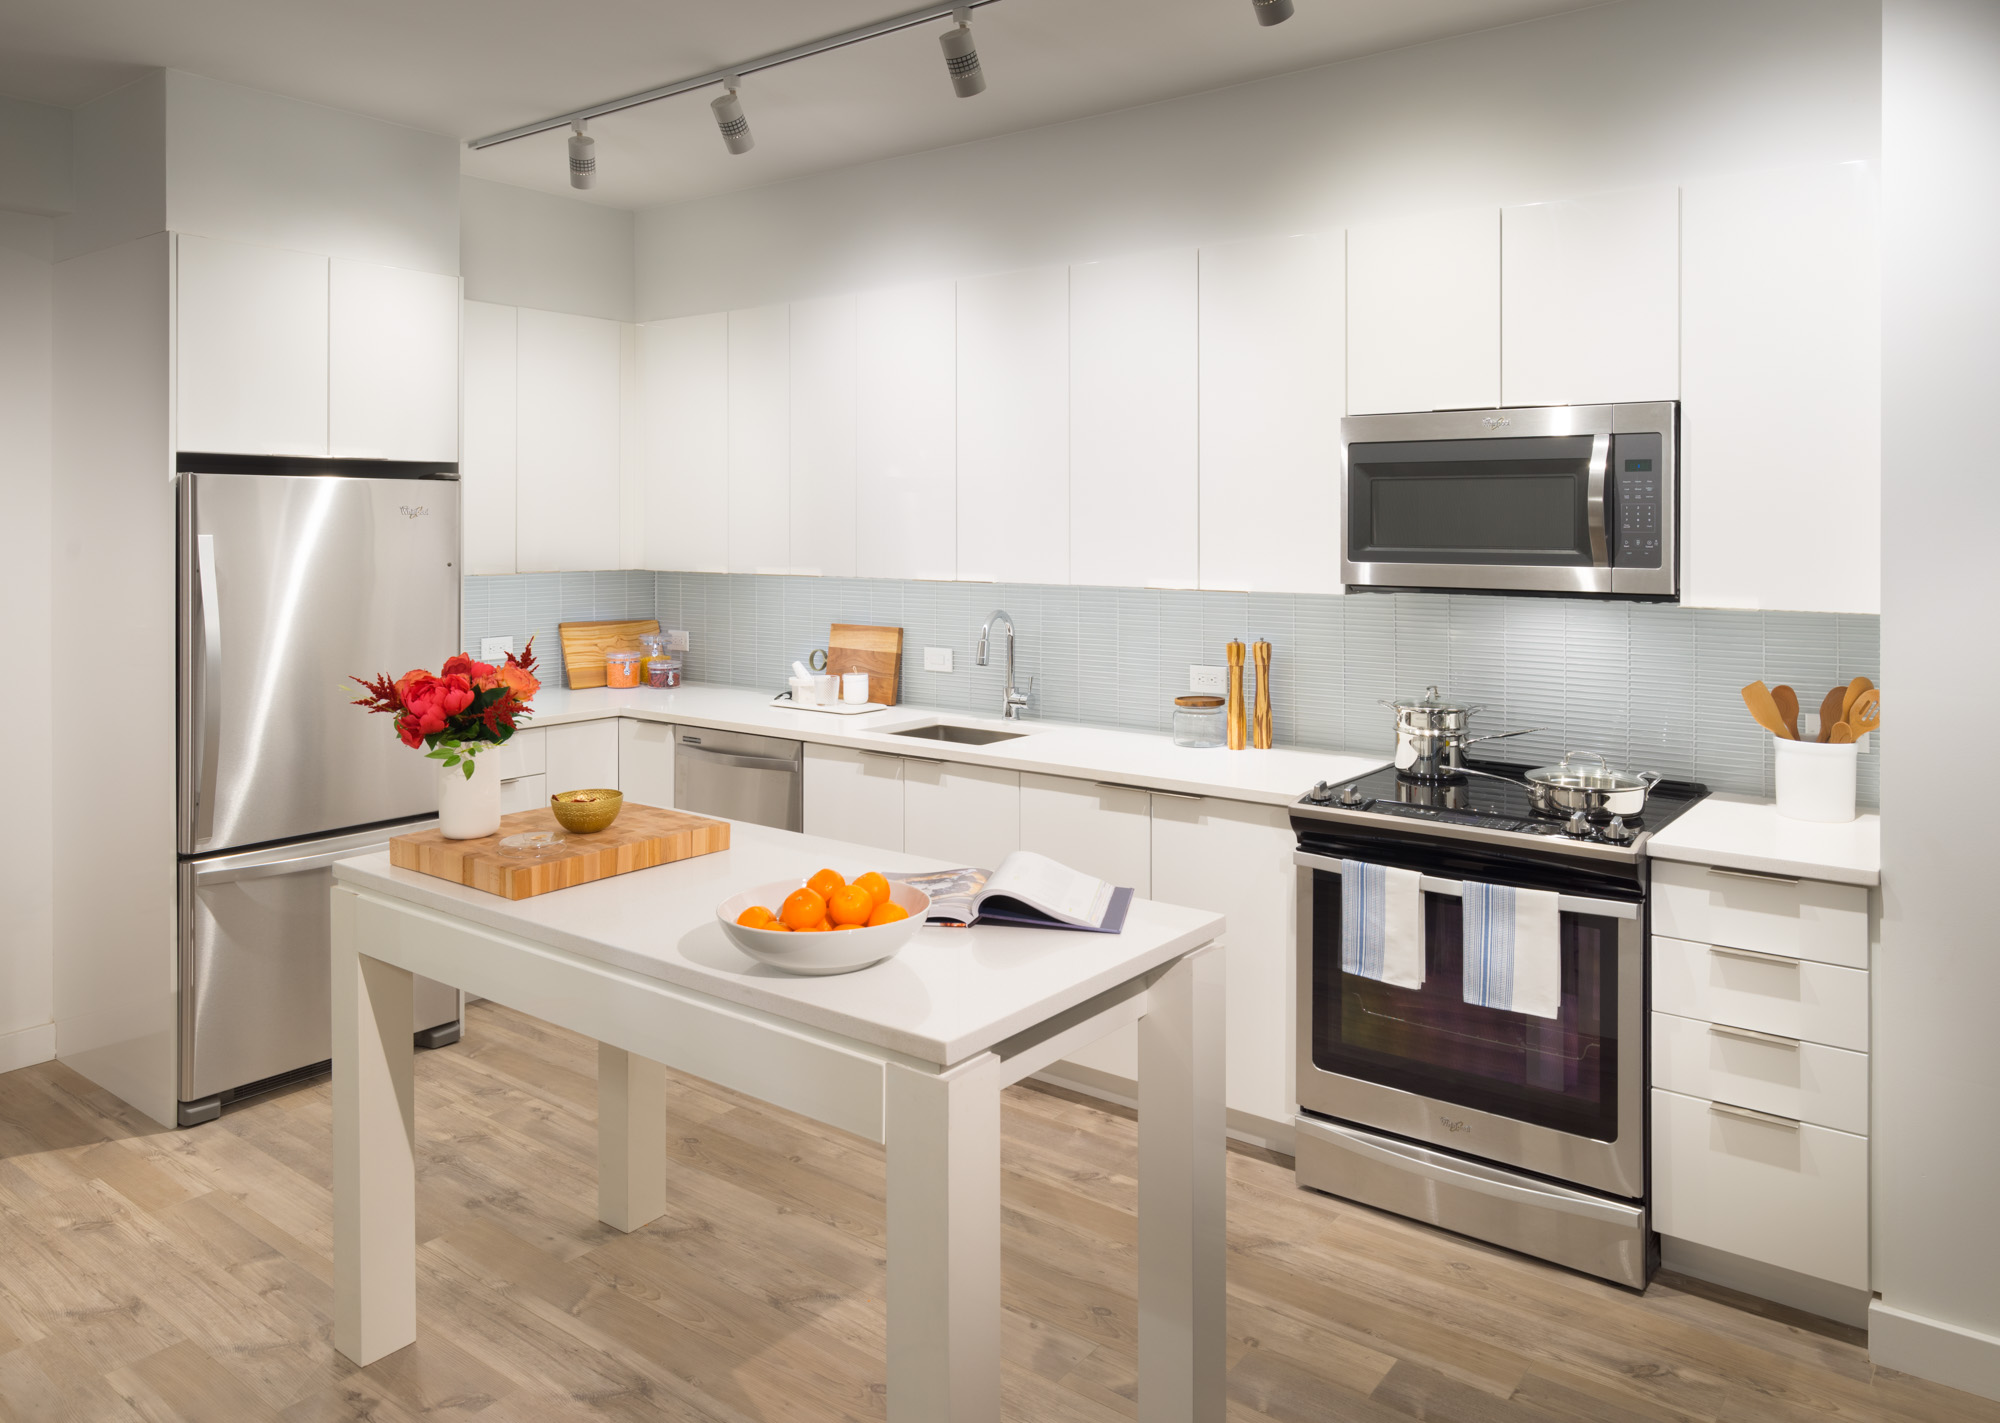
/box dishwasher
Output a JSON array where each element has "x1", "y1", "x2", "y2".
[{"x1": 673, "y1": 726, "x2": 803, "y2": 831}]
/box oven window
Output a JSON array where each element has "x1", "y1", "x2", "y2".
[
  {"x1": 1348, "y1": 436, "x2": 1594, "y2": 566},
  {"x1": 1309, "y1": 873, "x2": 1620, "y2": 1140}
]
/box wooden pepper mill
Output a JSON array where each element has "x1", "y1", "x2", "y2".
[
  {"x1": 1252, "y1": 638, "x2": 1273, "y2": 749},
  {"x1": 1226, "y1": 640, "x2": 1248, "y2": 750}
]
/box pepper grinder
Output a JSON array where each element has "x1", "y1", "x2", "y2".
[
  {"x1": 1252, "y1": 638, "x2": 1273, "y2": 749},
  {"x1": 1226, "y1": 640, "x2": 1248, "y2": 750}
]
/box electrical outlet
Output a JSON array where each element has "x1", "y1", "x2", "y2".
[
  {"x1": 480, "y1": 636, "x2": 514, "y2": 661},
  {"x1": 662, "y1": 629, "x2": 690, "y2": 652},
  {"x1": 924, "y1": 646, "x2": 954, "y2": 672},
  {"x1": 1189, "y1": 665, "x2": 1227, "y2": 695}
]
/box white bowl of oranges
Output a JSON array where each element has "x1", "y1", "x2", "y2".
[{"x1": 717, "y1": 867, "x2": 930, "y2": 976}]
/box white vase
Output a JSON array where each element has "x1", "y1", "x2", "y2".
[{"x1": 437, "y1": 753, "x2": 502, "y2": 839}]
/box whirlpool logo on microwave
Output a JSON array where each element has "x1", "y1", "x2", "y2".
[{"x1": 398, "y1": 505, "x2": 429, "y2": 520}]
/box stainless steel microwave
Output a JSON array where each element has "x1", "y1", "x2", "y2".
[{"x1": 1340, "y1": 402, "x2": 1677, "y2": 598}]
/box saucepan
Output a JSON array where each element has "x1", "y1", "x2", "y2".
[
  {"x1": 1522, "y1": 751, "x2": 1663, "y2": 818},
  {"x1": 1382, "y1": 686, "x2": 1539, "y2": 781}
]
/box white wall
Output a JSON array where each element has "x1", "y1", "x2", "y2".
[
  {"x1": 461, "y1": 176, "x2": 635, "y2": 322},
  {"x1": 1873, "y1": 0, "x2": 2000, "y2": 1402},
  {"x1": 0, "y1": 95, "x2": 70, "y2": 217},
  {"x1": 636, "y1": 0, "x2": 1879, "y2": 317}
]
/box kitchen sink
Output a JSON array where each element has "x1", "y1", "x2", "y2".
[{"x1": 890, "y1": 723, "x2": 1028, "y2": 746}]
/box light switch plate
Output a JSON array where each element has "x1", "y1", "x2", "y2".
[
  {"x1": 480, "y1": 636, "x2": 514, "y2": 661},
  {"x1": 924, "y1": 646, "x2": 954, "y2": 672},
  {"x1": 1189, "y1": 665, "x2": 1227, "y2": 695}
]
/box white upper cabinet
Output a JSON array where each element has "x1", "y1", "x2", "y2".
[
  {"x1": 855, "y1": 280, "x2": 956, "y2": 582},
  {"x1": 1198, "y1": 232, "x2": 1345, "y2": 595},
  {"x1": 515, "y1": 308, "x2": 622, "y2": 573},
  {"x1": 460, "y1": 300, "x2": 517, "y2": 575},
  {"x1": 789, "y1": 294, "x2": 859, "y2": 578},
  {"x1": 1502, "y1": 185, "x2": 1680, "y2": 407},
  {"x1": 177, "y1": 233, "x2": 328, "y2": 456},
  {"x1": 726, "y1": 304, "x2": 791, "y2": 575},
  {"x1": 639, "y1": 313, "x2": 729, "y2": 573},
  {"x1": 1681, "y1": 161, "x2": 1880, "y2": 613},
  {"x1": 956, "y1": 265, "x2": 1069, "y2": 585},
  {"x1": 1069, "y1": 248, "x2": 1198, "y2": 589},
  {"x1": 328, "y1": 258, "x2": 459, "y2": 462},
  {"x1": 1346, "y1": 207, "x2": 1500, "y2": 415}
]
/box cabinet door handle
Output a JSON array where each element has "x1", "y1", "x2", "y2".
[
  {"x1": 1708, "y1": 1100, "x2": 1800, "y2": 1130},
  {"x1": 1708, "y1": 1023, "x2": 1799, "y2": 1049},
  {"x1": 1706, "y1": 865, "x2": 1801, "y2": 884},
  {"x1": 1708, "y1": 944, "x2": 1798, "y2": 967},
  {"x1": 1148, "y1": 788, "x2": 1205, "y2": 802}
]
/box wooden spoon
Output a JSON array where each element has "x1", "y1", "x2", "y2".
[
  {"x1": 1815, "y1": 686, "x2": 1848, "y2": 743},
  {"x1": 1848, "y1": 689, "x2": 1880, "y2": 736},
  {"x1": 1771, "y1": 685, "x2": 1801, "y2": 740},
  {"x1": 1741, "y1": 681, "x2": 1794, "y2": 739},
  {"x1": 1842, "y1": 676, "x2": 1874, "y2": 720},
  {"x1": 1829, "y1": 721, "x2": 1857, "y2": 745}
]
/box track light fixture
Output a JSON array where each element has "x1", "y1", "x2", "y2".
[
  {"x1": 939, "y1": 8, "x2": 986, "y2": 97},
  {"x1": 1252, "y1": 0, "x2": 1295, "y2": 24},
  {"x1": 712, "y1": 78, "x2": 754, "y2": 155},
  {"x1": 567, "y1": 121, "x2": 596, "y2": 189}
]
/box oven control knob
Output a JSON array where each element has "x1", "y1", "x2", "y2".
[
  {"x1": 1604, "y1": 815, "x2": 1634, "y2": 843},
  {"x1": 1306, "y1": 781, "x2": 1332, "y2": 803},
  {"x1": 1338, "y1": 783, "x2": 1365, "y2": 807},
  {"x1": 1564, "y1": 810, "x2": 1593, "y2": 839}
]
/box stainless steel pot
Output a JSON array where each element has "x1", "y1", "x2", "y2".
[
  {"x1": 1382, "y1": 686, "x2": 1537, "y2": 780},
  {"x1": 1522, "y1": 751, "x2": 1663, "y2": 818}
]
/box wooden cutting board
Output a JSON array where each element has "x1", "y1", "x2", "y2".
[
  {"x1": 827, "y1": 623, "x2": 903, "y2": 706},
  {"x1": 389, "y1": 803, "x2": 729, "y2": 900},
  {"x1": 559, "y1": 618, "x2": 660, "y2": 689}
]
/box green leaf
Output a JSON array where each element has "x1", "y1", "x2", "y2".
[{"x1": 461, "y1": 760, "x2": 475, "y2": 780}]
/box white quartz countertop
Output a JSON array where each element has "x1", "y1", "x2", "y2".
[
  {"x1": 524, "y1": 683, "x2": 1386, "y2": 807},
  {"x1": 332, "y1": 821, "x2": 1224, "y2": 1065},
  {"x1": 1646, "y1": 795, "x2": 1881, "y2": 887}
]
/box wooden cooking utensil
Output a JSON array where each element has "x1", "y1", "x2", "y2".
[
  {"x1": 1848, "y1": 688, "x2": 1881, "y2": 735},
  {"x1": 1842, "y1": 676, "x2": 1874, "y2": 720},
  {"x1": 1251, "y1": 639, "x2": 1273, "y2": 750},
  {"x1": 1771, "y1": 685, "x2": 1801, "y2": 740},
  {"x1": 1829, "y1": 722, "x2": 1857, "y2": 745},
  {"x1": 1741, "y1": 682, "x2": 1794, "y2": 740},
  {"x1": 1226, "y1": 641, "x2": 1248, "y2": 751},
  {"x1": 1815, "y1": 685, "x2": 1848, "y2": 743}
]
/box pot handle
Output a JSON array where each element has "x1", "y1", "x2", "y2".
[
  {"x1": 1639, "y1": 771, "x2": 1664, "y2": 788},
  {"x1": 1561, "y1": 750, "x2": 1609, "y2": 770},
  {"x1": 1458, "y1": 727, "x2": 1539, "y2": 747}
]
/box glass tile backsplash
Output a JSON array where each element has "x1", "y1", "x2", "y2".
[{"x1": 463, "y1": 571, "x2": 1881, "y2": 806}]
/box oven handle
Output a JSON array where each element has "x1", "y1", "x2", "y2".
[{"x1": 1292, "y1": 849, "x2": 1639, "y2": 921}]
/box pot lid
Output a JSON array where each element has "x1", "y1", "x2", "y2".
[
  {"x1": 1524, "y1": 750, "x2": 1656, "y2": 791},
  {"x1": 1386, "y1": 685, "x2": 1468, "y2": 712}
]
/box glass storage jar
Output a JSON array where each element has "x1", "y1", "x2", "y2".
[
  {"x1": 1172, "y1": 695, "x2": 1227, "y2": 748},
  {"x1": 604, "y1": 649, "x2": 642, "y2": 689}
]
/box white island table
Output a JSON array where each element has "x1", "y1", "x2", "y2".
[{"x1": 328, "y1": 821, "x2": 1227, "y2": 1422}]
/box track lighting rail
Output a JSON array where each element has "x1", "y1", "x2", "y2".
[{"x1": 467, "y1": 0, "x2": 1004, "y2": 151}]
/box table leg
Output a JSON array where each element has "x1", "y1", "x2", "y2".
[
  {"x1": 598, "y1": 1043, "x2": 667, "y2": 1232},
  {"x1": 332, "y1": 890, "x2": 418, "y2": 1366},
  {"x1": 1138, "y1": 943, "x2": 1227, "y2": 1422},
  {"x1": 884, "y1": 1054, "x2": 1002, "y2": 1423}
]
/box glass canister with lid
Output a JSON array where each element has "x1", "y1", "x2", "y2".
[
  {"x1": 1172, "y1": 695, "x2": 1227, "y2": 748},
  {"x1": 604, "y1": 647, "x2": 643, "y2": 688}
]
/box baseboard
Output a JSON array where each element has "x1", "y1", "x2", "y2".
[
  {"x1": 1660, "y1": 1236, "x2": 1872, "y2": 1329},
  {"x1": 1029, "y1": 1066, "x2": 1296, "y2": 1157},
  {"x1": 0, "y1": 1022, "x2": 56, "y2": 1076},
  {"x1": 1870, "y1": 1300, "x2": 2000, "y2": 1402}
]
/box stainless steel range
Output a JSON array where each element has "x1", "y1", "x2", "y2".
[{"x1": 1291, "y1": 760, "x2": 1707, "y2": 1288}]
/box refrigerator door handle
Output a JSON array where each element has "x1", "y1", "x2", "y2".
[{"x1": 195, "y1": 532, "x2": 223, "y2": 847}]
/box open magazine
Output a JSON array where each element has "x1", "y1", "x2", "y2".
[{"x1": 890, "y1": 850, "x2": 1134, "y2": 934}]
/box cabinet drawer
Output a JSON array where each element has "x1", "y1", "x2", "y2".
[
  {"x1": 1652, "y1": 1011, "x2": 1867, "y2": 1134},
  {"x1": 499, "y1": 773, "x2": 546, "y2": 815},
  {"x1": 1652, "y1": 861, "x2": 1867, "y2": 968},
  {"x1": 1651, "y1": 1087, "x2": 1867, "y2": 1290},
  {"x1": 1652, "y1": 935, "x2": 1868, "y2": 1052},
  {"x1": 488, "y1": 727, "x2": 546, "y2": 781}
]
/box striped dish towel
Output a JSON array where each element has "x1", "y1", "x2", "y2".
[
  {"x1": 1461, "y1": 881, "x2": 1562, "y2": 1019},
  {"x1": 1339, "y1": 860, "x2": 1425, "y2": 990}
]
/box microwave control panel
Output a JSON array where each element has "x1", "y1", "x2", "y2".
[{"x1": 1611, "y1": 433, "x2": 1664, "y2": 568}]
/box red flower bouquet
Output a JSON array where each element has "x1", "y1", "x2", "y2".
[{"x1": 351, "y1": 639, "x2": 541, "y2": 777}]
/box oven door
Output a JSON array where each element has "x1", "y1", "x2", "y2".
[{"x1": 1293, "y1": 850, "x2": 1645, "y2": 1199}]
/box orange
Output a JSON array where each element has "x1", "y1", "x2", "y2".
[
  {"x1": 828, "y1": 884, "x2": 875, "y2": 927},
  {"x1": 764, "y1": 921, "x2": 791, "y2": 932},
  {"x1": 866, "y1": 902, "x2": 910, "y2": 927},
  {"x1": 736, "y1": 905, "x2": 776, "y2": 929},
  {"x1": 796, "y1": 919, "x2": 832, "y2": 932},
  {"x1": 852, "y1": 871, "x2": 892, "y2": 911},
  {"x1": 780, "y1": 887, "x2": 827, "y2": 930},
  {"x1": 806, "y1": 868, "x2": 846, "y2": 902},
  {"x1": 832, "y1": 923, "x2": 861, "y2": 931}
]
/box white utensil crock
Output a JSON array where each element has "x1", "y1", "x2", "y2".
[
  {"x1": 437, "y1": 753, "x2": 502, "y2": 839},
  {"x1": 1774, "y1": 735, "x2": 1859, "y2": 823}
]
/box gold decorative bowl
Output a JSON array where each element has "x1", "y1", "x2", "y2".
[{"x1": 550, "y1": 788, "x2": 623, "y2": 833}]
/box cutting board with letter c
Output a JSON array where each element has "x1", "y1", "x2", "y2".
[{"x1": 827, "y1": 624, "x2": 903, "y2": 706}]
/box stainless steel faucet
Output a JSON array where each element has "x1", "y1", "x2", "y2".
[{"x1": 976, "y1": 609, "x2": 1033, "y2": 720}]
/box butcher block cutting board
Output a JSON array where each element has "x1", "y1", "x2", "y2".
[
  {"x1": 827, "y1": 623, "x2": 903, "y2": 706},
  {"x1": 389, "y1": 803, "x2": 729, "y2": 900},
  {"x1": 559, "y1": 618, "x2": 660, "y2": 689}
]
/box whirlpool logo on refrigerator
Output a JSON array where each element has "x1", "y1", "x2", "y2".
[{"x1": 398, "y1": 506, "x2": 429, "y2": 520}]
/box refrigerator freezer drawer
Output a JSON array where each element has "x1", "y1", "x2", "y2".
[{"x1": 180, "y1": 821, "x2": 457, "y2": 1111}]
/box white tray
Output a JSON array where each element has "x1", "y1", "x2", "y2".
[{"x1": 772, "y1": 694, "x2": 890, "y2": 716}]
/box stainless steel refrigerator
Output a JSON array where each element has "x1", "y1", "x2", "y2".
[{"x1": 176, "y1": 459, "x2": 463, "y2": 1126}]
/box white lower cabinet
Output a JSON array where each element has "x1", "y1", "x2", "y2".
[
  {"x1": 902, "y1": 759, "x2": 1020, "y2": 868},
  {"x1": 617, "y1": 720, "x2": 675, "y2": 809},
  {"x1": 1652, "y1": 934, "x2": 1869, "y2": 1052},
  {"x1": 803, "y1": 745, "x2": 905, "y2": 853},
  {"x1": 1652, "y1": 1086, "x2": 1869, "y2": 1291},
  {"x1": 1652, "y1": 1010, "x2": 1867, "y2": 1135},
  {"x1": 545, "y1": 720, "x2": 621, "y2": 795},
  {"x1": 499, "y1": 773, "x2": 546, "y2": 815},
  {"x1": 1151, "y1": 794, "x2": 1296, "y2": 1130}
]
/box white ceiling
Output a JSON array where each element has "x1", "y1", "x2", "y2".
[{"x1": 0, "y1": 0, "x2": 1599, "y2": 211}]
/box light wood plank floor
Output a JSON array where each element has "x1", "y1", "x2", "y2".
[{"x1": 1, "y1": 1001, "x2": 1992, "y2": 1423}]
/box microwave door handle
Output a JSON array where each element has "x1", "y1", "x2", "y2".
[
  {"x1": 195, "y1": 532, "x2": 222, "y2": 848},
  {"x1": 1586, "y1": 432, "x2": 1611, "y2": 567}
]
